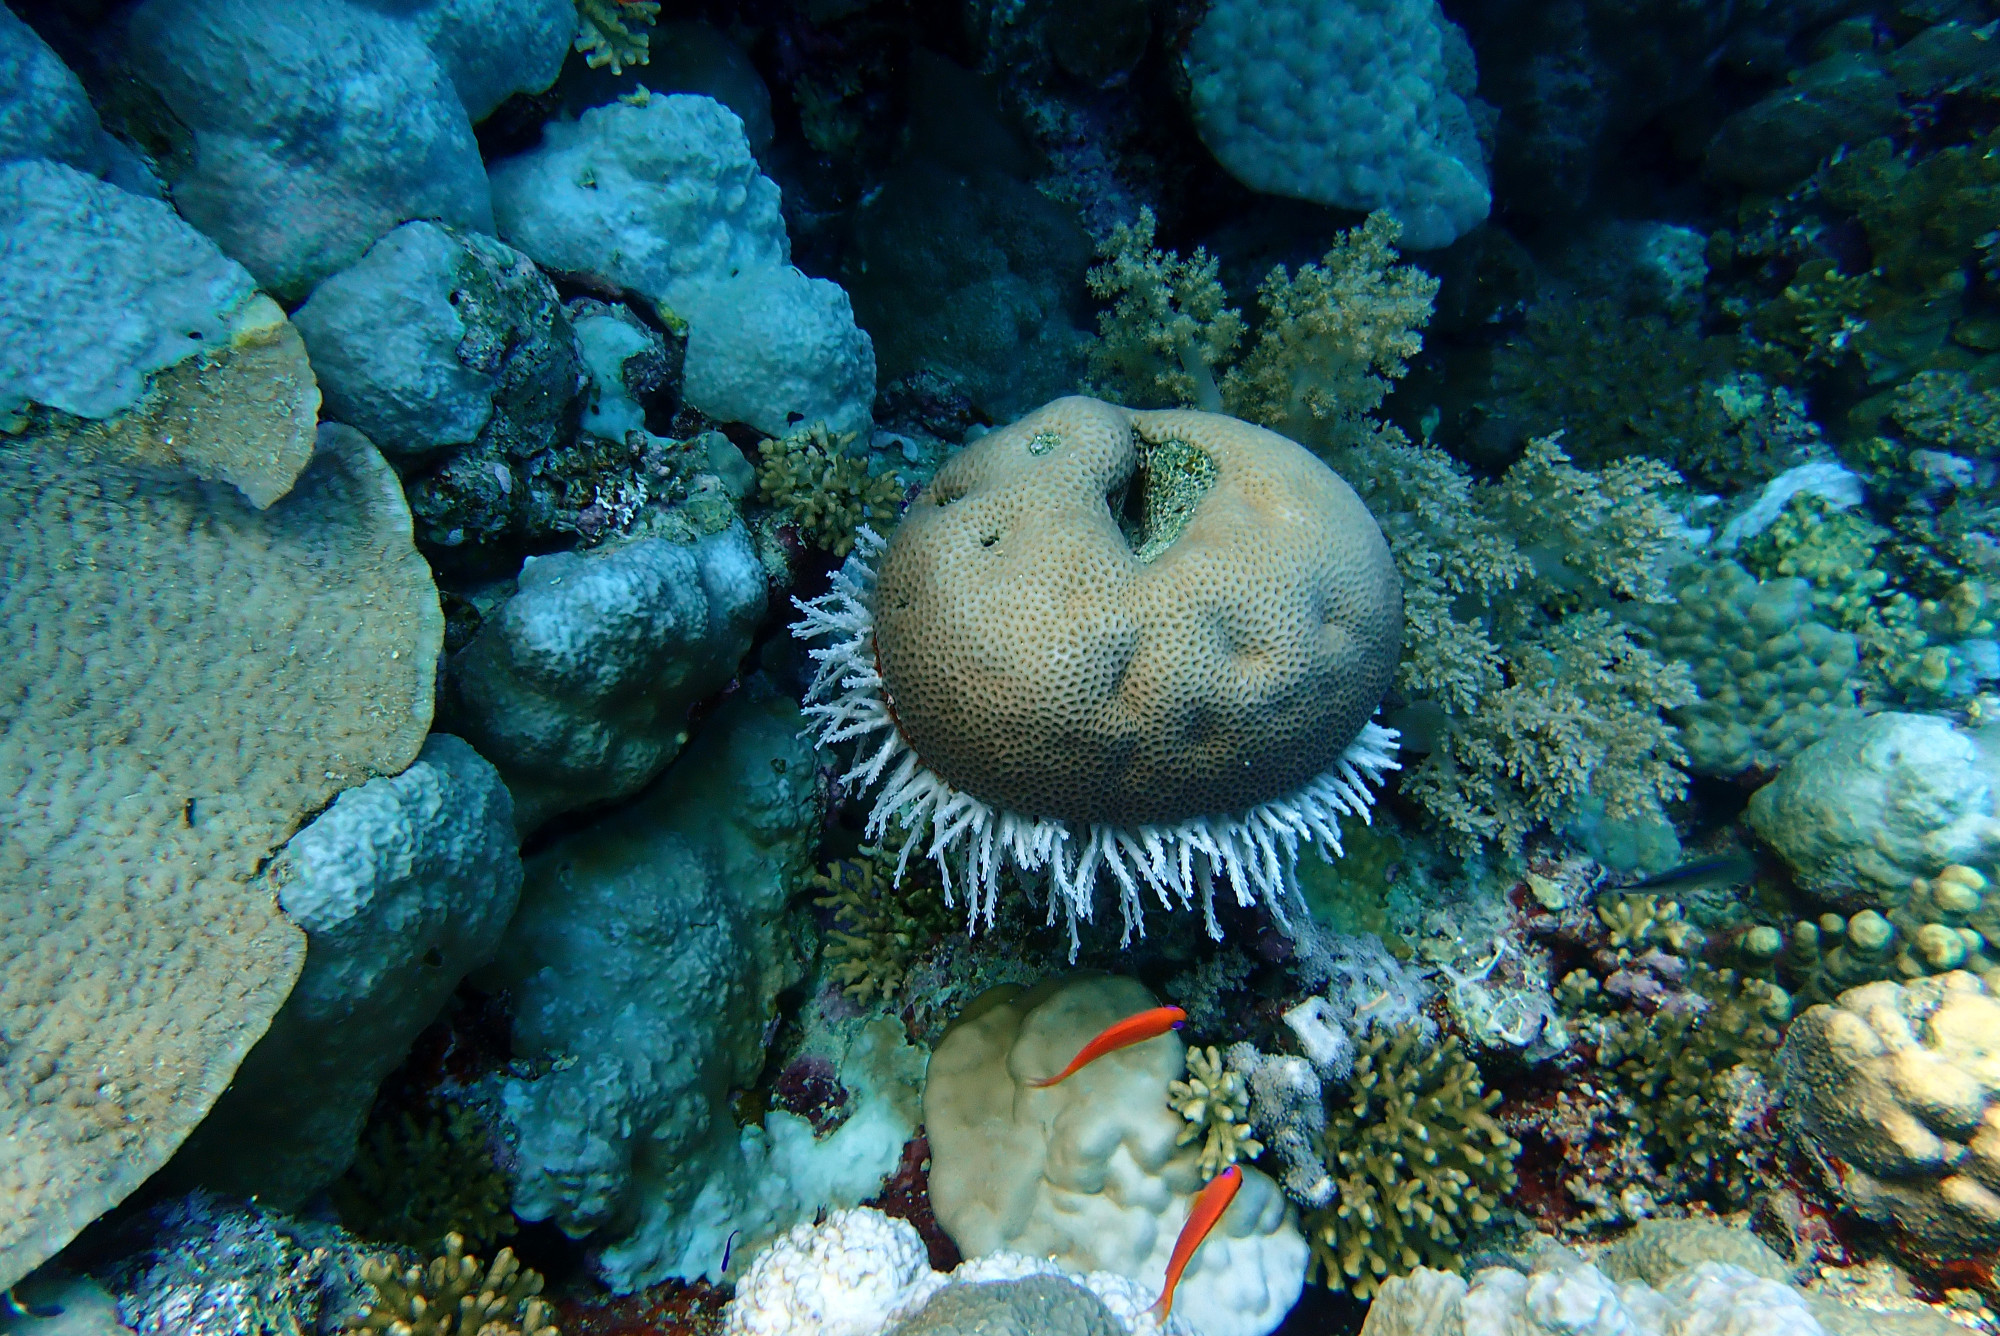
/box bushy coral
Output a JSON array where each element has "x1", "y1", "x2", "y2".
[
  {"x1": 756, "y1": 422, "x2": 905, "y2": 557},
  {"x1": 1346, "y1": 431, "x2": 1696, "y2": 853},
  {"x1": 1085, "y1": 217, "x2": 1693, "y2": 854},
  {"x1": 1301, "y1": 1027, "x2": 1519, "y2": 1299},
  {"x1": 573, "y1": 0, "x2": 658, "y2": 75},
  {"x1": 1215, "y1": 215, "x2": 1439, "y2": 455},
  {"x1": 1086, "y1": 209, "x2": 1434, "y2": 450},
  {"x1": 1557, "y1": 962, "x2": 1790, "y2": 1207},
  {"x1": 330, "y1": 1103, "x2": 515, "y2": 1253},
  {"x1": 1739, "y1": 492, "x2": 1994, "y2": 702},
  {"x1": 1083, "y1": 208, "x2": 1245, "y2": 412},
  {"x1": 345, "y1": 1234, "x2": 556, "y2": 1336},
  {"x1": 1487, "y1": 299, "x2": 1820, "y2": 487},
  {"x1": 813, "y1": 841, "x2": 953, "y2": 1005},
  {"x1": 1167, "y1": 1046, "x2": 1263, "y2": 1182}
]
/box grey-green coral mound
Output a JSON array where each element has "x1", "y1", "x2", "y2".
[
  {"x1": 1631, "y1": 560, "x2": 1862, "y2": 776},
  {"x1": 886, "y1": 1276, "x2": 1124, "y2": 1336}
]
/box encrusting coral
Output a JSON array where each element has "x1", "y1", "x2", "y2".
[
  {"x1": 1168, "y1": 1046, "x2": 1264, "y2": 1182},
  {"x1": 344, "y1": 1233, "x2": 556, "y2": 1336},
  {"x1": 757, "y1": 421, "x2": 906, "y2": 557},
  {"x1": 1302, "y1": 1027, "x2": 1520, "y2": 1299},
  {"x1": 573, "y1": 0, "x2": 658, "y2": 75},
  {"x1": 794, "y1": 396, "x2": 1403, "y2": 947}
]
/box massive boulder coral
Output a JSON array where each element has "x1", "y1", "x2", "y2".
[
  {"x1": 442, "y1": 523, "x2": 766, "y2": 830},
  {"x1": 1185, "y1": 0, "x2": 1491, "y2": 249},
  {"x1": 796, "y1": 396, "x2": 1401, "y2": 940},
  {"x1": 121, "y1": 0, "x2": 570, "y2": 301},
  {"x1": 724, "y1": 1207, "x2": 1193, "y2": 1336},
  {"x1": 483, "y1": 690, "x2": 920, "y2": 1292},
  {"x1": 488, "y1": 94, "x2": 875, "y2": 438},
  {"x1": 1359, "y1": 1249, "x2": 1824, "y2": 1336},
  {"x1": 0, "y1": 10, "x2": 114, "y2": 175},
  {"x1": 160, "y1": 731, "x2": 522, "y2": 1207},
  {"x1": 1747, "y1": 712, "x2": 2000, "y2": 897},
  {"x1": 293, "y1": 221, "x2": 582, "y2": 469},
  {"x1": 922, "y1": 975, "x2": 1308, "y2": 1336},
  {"x1": 0, "y1": 159, "x2": 262, "y2": 429},
  {"x1": 1780, "y1": 972, "x2": 2000, "y2": 1260},
  {"x1": 0, "y1": 406, "x2": 443, "y2": 1287}
]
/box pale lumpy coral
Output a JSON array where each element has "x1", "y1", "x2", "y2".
[
  {"x1": 1781, "y1": 971, "x2": 2000, "y2": 1259},
  {"x1": 873, "y1": 395, "x2": 1401, "y2": 827}
]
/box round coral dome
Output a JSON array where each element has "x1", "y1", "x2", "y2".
[{"x1": 872, "y1": 396, "x2": 1402, "y2": 827}]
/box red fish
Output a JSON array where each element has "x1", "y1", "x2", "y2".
[
  {"x1": 1026, "y1": 1006, "x2": 1186, "y2": 1088},
  {"x1": 1153, "y1": 1164, "x2": 1242, "y2": 1322}
]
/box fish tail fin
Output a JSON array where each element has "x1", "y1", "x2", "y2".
[{"x1": 1026, "y1": 1073, "x2": 1063, "y2": 1089}]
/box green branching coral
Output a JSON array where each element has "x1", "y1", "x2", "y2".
[
  {"x1": 1217, "y1": 214, "x2": 1439, "y2": 455},
  {"x1": 1086, "y1": 209, "x2": 1434, "y2": 453},
  {"x1": 1559, "y1": 965, "x2": 1790, "y2": 1206},
  {"x1": 1084, "y1": 208, "x2": 1245, "y2": 411},
  {"x1": 814, "y1": 841, "x2": 953, "y2": 1004},
  {"x1": 1168, "y1": 1046, "x2": 1262, "y2": 1182},
  {"x1": 1302, "y1": 1027, "x2": 1519, "y2": 1299},
  {"x1": 331, "y1": 1102, "x2": 516, "y2": 1253},
  {"x1": 1738, "y1": 493, "x2": 1994, "y2": 702},
  {"x1": 573, "y1": 0, "x2": 658, "y2": 75},
  {"x1": 756, "y1": 422, "x2": 905, "y2": 557},
  {"x1": 1342, "y1": 432, "x2": 1694, "y2": 853},
  {"x1": 344, "y1": 1234, "x2": 557, "y2": 1336}
]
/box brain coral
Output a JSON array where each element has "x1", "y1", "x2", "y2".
[
  {"x1": 0, "y1": 405, "x2": 442, "y2": 1286},
  {"x1": 796, "y1": 396, "x2": 1401, "y2": 941}
]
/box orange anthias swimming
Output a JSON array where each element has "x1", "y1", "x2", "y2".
[
  {"x1": 1025, "y1": 1005, "x2": 1187, "y2": 1088},
  {"x1": 1152, "y1": 1164, "x2": 1242, "y2": 1322}
]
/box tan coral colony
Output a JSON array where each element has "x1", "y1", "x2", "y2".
[{"x1": 795, "y1": 396, "x2": 1402, "y2": 946}]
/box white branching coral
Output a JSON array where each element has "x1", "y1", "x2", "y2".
[{"x1": 792, "y1": 529, "x2": 1400, "y2": 954}]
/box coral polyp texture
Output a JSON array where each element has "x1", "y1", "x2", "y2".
[{"x1": 794, "y1": 395, "x2": 1402, "y2": 941}]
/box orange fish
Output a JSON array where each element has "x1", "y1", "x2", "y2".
[
  {"x1": 1152, "y1": 1164, "x2": 1242, "y2": 1322},
  {"x1": 1027, "y1": 1006, "x2": 1186, "y2": 1088}
]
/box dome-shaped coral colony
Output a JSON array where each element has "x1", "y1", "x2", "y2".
[{"x1": 795, "y1": 396, "x2": 1403, "y2": 944}]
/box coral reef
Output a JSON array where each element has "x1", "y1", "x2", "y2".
[
  {"x1": 756, "y1": 423, "x2": 905, "y2": 557},
  {"x1": 722, "y1": 1207, "x2": 1193, "y2": 1336},
  {"x1": 1302, "y1": 1027, "x2": 1519, "y2": 1298},
  {"x1": 814, "y1": 844, "x2": 952, "y2": 1004},
  {"x1": 161, "y1": 735, "x2": 521, "y2": 1207},
  {"x1": 107, "y1": 1193, "x2": 382, "y2": 1336},
  {"x1": 1167, "y1": 1046, "x2": 1263, "y2": 1182},
  {"x1": 923, "y1": 975, "x2": 1307, "y2": 1336},
  {"x1": 331, "y1": 1102, "x2": 517, "y2": 1253},
  {"x1": 797, "y1": 397, "x2": 1402, "y2": 944},
  {"x1": 1781, "y1": 972, "x2": 2000, "y2": 1263},
  {"x1": 344, "y1": 1234, "x2": 555, "y2": 1336},
  {"x1": 1746, "y1": 712, "x2": 2000, "y2": 899},
  {"x1": 0, "y1": 412, "x2": 440, "y2": 1289},
  {"x1": 573, "y1": 0, "x2": 658, "y2": 75},
  {"x1": 442, "y1": 524, "x2": 765, "y2": 830},
  {"x1": 1186, "y1": 0, "x2": 1490, "y2": 248}
]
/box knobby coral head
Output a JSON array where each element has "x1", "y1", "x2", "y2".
[{"x1": 793, "y1": 395, "x2": 1403, "y2": 951}]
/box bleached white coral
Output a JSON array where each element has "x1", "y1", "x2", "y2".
[{"x1": 792, "y1": 529, "x2": 1400, "y2": 954}]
